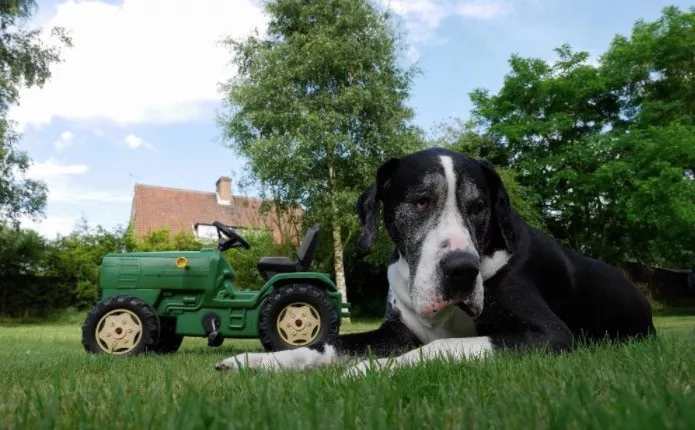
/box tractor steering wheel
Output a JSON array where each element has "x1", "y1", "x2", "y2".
[{"x1": 213, "y1": 221, "x2": 251, "y2": 251}]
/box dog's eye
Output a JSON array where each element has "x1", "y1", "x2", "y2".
[
  {"x1": 469, "y1": 198, "x2": 485, "y2": 215},
  {"x1": 415, "y1": 197, "x2": 430, "y2": 211}
]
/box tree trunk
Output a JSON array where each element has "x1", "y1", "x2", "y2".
[{"x1": 328, "y1": 162, "x2": 351, "y2": 324}]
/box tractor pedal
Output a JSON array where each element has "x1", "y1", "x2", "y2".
[{"x1": 208, "y1": 331, "x2": 224, "y2": 347}]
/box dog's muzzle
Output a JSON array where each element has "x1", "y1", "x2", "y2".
[
  {"x1": 440, "y1": 250, "x2": 479, "y2": 288},
  {"x1": 437, "y1": 250, "x2": 482, "y2": 317}
]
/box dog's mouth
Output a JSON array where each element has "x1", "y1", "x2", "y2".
[{"x1": 457, "y1": 300, "x2": 481, "y2": 318}]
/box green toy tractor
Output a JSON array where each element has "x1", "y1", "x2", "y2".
[{"x1": 81, "y1": 221, "x2": 350, "y2": 356}]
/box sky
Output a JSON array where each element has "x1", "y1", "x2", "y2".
[{"x1": 11, "y1": 0, "x2": 692, "y2": 239}]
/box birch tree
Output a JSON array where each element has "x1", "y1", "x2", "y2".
[{"x1": 219, "y1": 0, "x2": 422, "y2": 320}]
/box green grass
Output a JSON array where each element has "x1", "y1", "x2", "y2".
[{"x1": 1, "y1": 313, "x2": 694, "y2": 430}]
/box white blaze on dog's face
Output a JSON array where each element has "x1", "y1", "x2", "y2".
[
  {"x1": 356, "y1": 148, "x2": 516, "y2": 319},
  {"x1": 407, "y1": 155, "x2": 484, "y2": 316}
]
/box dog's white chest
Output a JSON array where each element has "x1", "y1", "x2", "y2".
[
  {"x1": 387, "y1": 262, "x2": 477, "y2": 344},
  {"x1": 395, "y1": 295, "x2": 477, "y2": 344}
]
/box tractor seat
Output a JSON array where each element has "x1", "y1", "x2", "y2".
[{"x1": 257, "y1": 224, "x2": 320, "y2": 281}]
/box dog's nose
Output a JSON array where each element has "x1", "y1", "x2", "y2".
[{"x1": 440, "y1": 251, "x2": 479, "y2": 286}]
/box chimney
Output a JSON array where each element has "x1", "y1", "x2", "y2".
[{"x1": 216, "y1": 176, "x2": 232, "y2": 205}]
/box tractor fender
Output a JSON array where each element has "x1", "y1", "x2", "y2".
[
  {"x1": 256, "y1": 272, "x2": 350, "y2": 323},
  {"x1": 261, "y1": 272, "x2": 337, "y2": 293}
]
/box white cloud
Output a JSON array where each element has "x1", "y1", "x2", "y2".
[
  {"x1": 386, "y1": 0, "x2": 511, "y2": 46},
  {"x1": 28, "y1": 158, "x2": 89, "y2": 179},
  {"x1": 456, "y1": 2, "x2": 509, "y2": 19},
  {"x1": 124, "y1": 134, "x2": 143, "y2": 149},
  {"x1": 9, "y1": 0, "x2": 268, "y2": 129},
  {"x1": 56, "y1": 190, "x2": 132, "y2": 203},
  {"x1": 54, "y1": 130, "x2": 74, "y2": 151},
  {"x1": 122, "y1": 133, "x2": 156, "y2": 151},
  {"x1": 20, "y1": 215, "x2": 79, "y2": 239},
  {"x1": 388, "y1": 0, "x2": 448, "y2": 45},
  {"x1": 25, "y1": 158, "x2": 131, "y2": 203}
]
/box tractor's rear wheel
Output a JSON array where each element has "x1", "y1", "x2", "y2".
[
  {"x1": 258, "y1": 284, "x2": 339, "y2": 352},
  {"x1": 81, "y1": 296, "x2": 160, "y2": 356},
  {"x1": 153, "y1": 317, "x2": 184, "y2": 354}
]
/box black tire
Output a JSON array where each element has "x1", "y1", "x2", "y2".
[
  {"x1": 258, "y1": 284, "x2": 339, "y2": 352},
  {"x1": 81, "y1": 296, "x2": 160, "y2": 356},
  {"x1": 152, "y1": 317, "x2": 184, "y2": 354}
]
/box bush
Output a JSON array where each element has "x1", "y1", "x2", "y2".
[
  {"x1": 42, "y1": 221, "x2": 131, "y2": 310},
  {"x1": 223, "y1": 229, "x2": 295, "y2": 291}
]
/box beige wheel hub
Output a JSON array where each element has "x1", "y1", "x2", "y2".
[
  {"x1": 95, "y1": 309, "x2": 143, "y2": 355},
  {"x1": 276, "y1": 302, "x2": 321, "y2": 346}
]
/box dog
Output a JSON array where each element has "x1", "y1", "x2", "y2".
[{"x1": 215, "y1": 147, "x2": 656, "y2": 376}]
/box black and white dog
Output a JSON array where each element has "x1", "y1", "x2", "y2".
[{"x1": 215, "y1": 147, "x2": 655, "y2": 376}]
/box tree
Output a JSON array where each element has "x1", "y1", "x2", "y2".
[
  {"x1": 219, "y1": 0, "x2": 423, "y2": 320},
  {"x1": 469, "y1": 46, "x2": 621, "y2": 258},
  {"x1": 0, "y1": 0, "x2": 71, "y2": 225},
  {"x1": 468, "y1": 6, "x2": 695, "y2": 267},
  {"x1": 595, "y1": 5, "x2": 695, "y2": 266},
  {"x1": 0, "y1": 222, "x2": 46, "y2": 276},
  {"x1": 44, "y1": 219, "x2": 131, "y2": 308}
]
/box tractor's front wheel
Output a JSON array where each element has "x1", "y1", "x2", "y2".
[
  {"x1": 258, "y1": 284, "x2": 339, "y2": 352},
  {"x1": 81, "y1": 296, "x2": 160, "y2": 356}
]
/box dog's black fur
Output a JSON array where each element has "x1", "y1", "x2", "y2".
[{"x1": 319, "y1": 147, "x2": 655, "y2": 358}]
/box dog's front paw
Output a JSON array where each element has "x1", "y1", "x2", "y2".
[
  {"x1": 215, "y1": 352, "x2": 268, "y2": 371},
  {"x1": 343, "y1": 357, "x2": 392, "y2": 378},
  {"x1": 215, "y1": 346, "x2": 338, "y2": 372}
]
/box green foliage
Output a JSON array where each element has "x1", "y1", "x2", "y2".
[
  {"x1": 220, "y1": 0, "x2": 422, "y2": 196},
  {"x1": 0, "y1": 218, "x2": 128, "y2": 316},
  {"x1": 131, "y1": 227, "x2": 206, "y2": 252},
  {"x1": 468, "y1": 6, "x2": 695, "y2": 267},
  {"x1": 219, "y1": 0, "x2": 424, "y2": 294},
  {"x1": 469, "y1": 46, "x2": 619, "y2": 255},
  {"x1": 43, "y1": 219, "x2": 131, "y2": 308},
  {"x1": 0, "y1": 222, "x2": 52, "y2": 316},
  {"x1": 224, "y1": 229, "x2": 295, "y2": 291},
  {"x1": 0, "y1": 222, "x2": 46, "y2": 276},
  {"x1": 595, "y1": 6, "x2": 695, "y2": 266},
  {"x1": 0, "y1": 0, "x2": 71, "y2": 225}
]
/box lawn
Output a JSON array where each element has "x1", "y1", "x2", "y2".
[{"x1": 1, "y1": 312, "x2": 694, "y2": 430}]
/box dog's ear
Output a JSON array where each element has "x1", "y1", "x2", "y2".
[
  {"x1": 375, "y1": 157, "x2": 399, "y2": 200},
  {"x1": 478, "y1": 159, "x2": 517, "y2": 254},
  {"x1": 356, "y1": 157, "x2": 400, "y2": 249},
  {"x1": 356, "y1": 184, "x2": 379, "y2": 249}
]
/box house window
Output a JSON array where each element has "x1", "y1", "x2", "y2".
[
  {"x1": 193, "y1": 223, "x2": 219, "y2": 241},
  {"x1": 193, "y1": 223, "x2": 248, "y2": 242}
]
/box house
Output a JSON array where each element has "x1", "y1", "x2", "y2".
[{"x1": 129, "y1": 176, "x2": 301, "y2": 244}]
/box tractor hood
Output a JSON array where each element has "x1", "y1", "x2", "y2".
[{"x1": 99, "y1": 248, "x2": 231, "y2": 292}]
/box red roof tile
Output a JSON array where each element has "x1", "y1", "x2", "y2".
[{"x1": 130, "y1": 183, "x2": 302, "y2": 243}]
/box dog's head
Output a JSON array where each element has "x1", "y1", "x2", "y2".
[{"x1": 357, "y1": 147, "x2": 517, "y2": 318}]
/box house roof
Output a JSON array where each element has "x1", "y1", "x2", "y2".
[{"x1": 129, "y1": 183, "x2": 301, "y2": 243}]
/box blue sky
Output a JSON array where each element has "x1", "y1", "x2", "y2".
[{"x1": 13, "y1": 0, "x2": 692, "y2": 239}]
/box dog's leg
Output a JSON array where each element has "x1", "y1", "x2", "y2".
[
  {"x1": 343, "y1": 336, "x2": 493, "y2": 377},
  {"x1": 343, "y1": 285, "x2": 579, "y2": 377},
  {"x1": 215, "y1": 343, "x2": 343, "y2": 371},
  {"x1": 215, "y1": 318, "x2": 421, "y2": 372}
]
